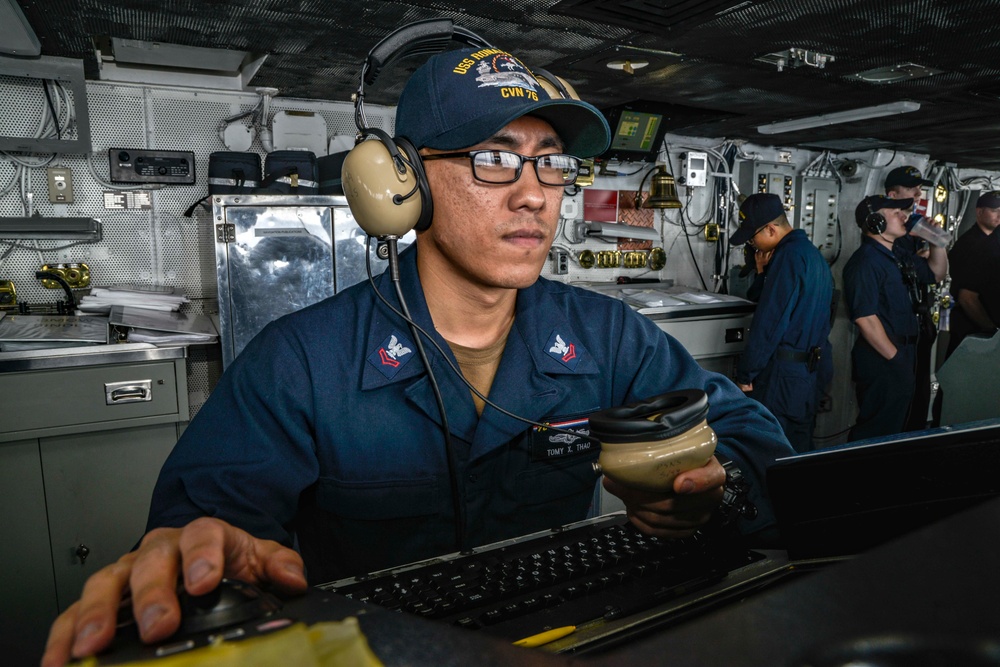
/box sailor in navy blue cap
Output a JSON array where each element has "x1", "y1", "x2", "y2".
[
  {"x1": 884, "y1": 166, "x2": 943, "y2": 429},
  {"x1": 884, "y1": 165, "x2": 932, "y2": 197},
  {"x1": 730, "y1": 193, "x2": 834, "y2": 452},
  {"x1": 946, "y1": 190, "x2": 1000, "y2": 357},
  {"x1": 843, "y1": 195, "x2": 947, "y2": 441}
]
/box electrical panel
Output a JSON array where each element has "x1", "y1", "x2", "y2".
[
  {"x1": 109, "y1": 148, "x2": 196, "y2": 184},
  {"x1": 797, "y1": 176, "x2": 839, "y2": 261},
  {"x1": 739, "y1": 161, "x2": 797, "y2": 219}
]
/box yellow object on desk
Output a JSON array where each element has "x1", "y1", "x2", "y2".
[
  {"x1": 512, "y1": 625, "x2": 576, "y2": 648},
  {"x1": 75, "y1": 617, "x2": 382, "y2": 667}
]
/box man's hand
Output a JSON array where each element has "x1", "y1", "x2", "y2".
[
  {"x1": 603, "y1": 457, "x2": 726, "y2": 538},
  {"x1": 737, "y1": 382, "x2": 753, "y2": 392},
  {"x1": 41, "y1": 517, "x2": 307, "y2": 667},
  {"x1": 754, "y1": 249, "x2": 773, "y2": 274}
]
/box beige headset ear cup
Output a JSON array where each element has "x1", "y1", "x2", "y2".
[
  {"x1": 342, "y1": 139, "x2": 425, "y2": 237},
  {"x1": 534, "y1": 69, "x2": 580, "y2": 101}
]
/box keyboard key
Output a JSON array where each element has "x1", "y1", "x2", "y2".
[{"x1": 480, "y1": 608, "x2": 506, "y2": 625}]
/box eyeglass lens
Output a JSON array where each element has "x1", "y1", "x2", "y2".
[{"x1": 471, "y1": 151, "x2": 579, "y2": 186}]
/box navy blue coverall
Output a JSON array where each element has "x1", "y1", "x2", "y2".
[
  {"x1": 844, "y1": 237, "x2": 935, "y2": 441},
  {"x1": 147, "y1": 246, "x2": 795, "y2": 584},
  {"x1": 736, "y1": 229, "x2": 834, "y2": 452}
]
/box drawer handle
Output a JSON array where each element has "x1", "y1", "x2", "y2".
[
  {"x1": 105, "y1": 379, "x2": 153, "y2": 404},
  {"x1": 111, "y1": 386, "x2": 148, "y2": 401}
]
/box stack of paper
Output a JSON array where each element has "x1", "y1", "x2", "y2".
[
  {"x1": 78, "y1": 284, "x2": 215, "y2": 346},
  {"x1": 109, "y1": 305, "x2": 217, "y2": 346},
  {"x1": 78, "y1": 284, "x2": 190, "y2": 313}
]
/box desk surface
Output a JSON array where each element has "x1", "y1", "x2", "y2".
[
  {"x1": 584, "y1": 496, "x2": 1000, "y2": 666},
  {"x1": 87, "y1": 497, "x2": 1000, "y2": 666}
]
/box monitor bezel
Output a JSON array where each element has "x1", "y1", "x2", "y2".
[{"x1": 599, "y1": 100, "x2": 670, "y2": 164}]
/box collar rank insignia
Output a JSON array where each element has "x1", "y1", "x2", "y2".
[
  {"x1": 368, "y1": 332, "x2": 415, "y2": 379},
  {"x1": 545, "y1": 330, "x2": 583, "y2": 371}
]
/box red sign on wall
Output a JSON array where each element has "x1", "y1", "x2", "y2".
[{"x1": 583, "y1": 189, "x2": 618, "y2": 222}]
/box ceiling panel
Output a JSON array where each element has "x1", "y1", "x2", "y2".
[{"x1": 11, "y1": 0, "x2": 1000, "y2": 168}]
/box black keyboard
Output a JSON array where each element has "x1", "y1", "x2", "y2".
[{"x1": 319, "y1": 513, "x2": 766, "y2": 648}]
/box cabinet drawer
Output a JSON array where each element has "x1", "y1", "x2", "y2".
[{"x1": 1, "y1": 361, "x2": 180, "y2": 433}]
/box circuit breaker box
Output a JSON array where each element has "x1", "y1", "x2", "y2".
[
  {"x1": 738, "y1": 161, "x2": 798, "y2": 221},
  {"x1": 797, "y1": 176, "x2": 840, "y2": 262}
]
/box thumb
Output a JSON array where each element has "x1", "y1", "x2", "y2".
[
  {"x1": 673, "y1": 458, "x2": 726, "y2": 495},
  {"x1": 258, "y1": 542, "x2": 308, "y2": 594}
]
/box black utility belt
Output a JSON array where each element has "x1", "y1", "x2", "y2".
[{"x1": 775, "y1": 346, "x2": 822, "y2": 372}]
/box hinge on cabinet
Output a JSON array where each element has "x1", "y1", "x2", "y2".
[{"x1": 215, "y1": 223, "x2": 236, "y2": 243}]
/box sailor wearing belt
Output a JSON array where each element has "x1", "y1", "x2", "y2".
[
  {"x1": 844, "y1": 195, "x2": 947, "y2": 441},
  {"x1": 731, "y1": 194, "x2": 834, "y2": 452}
]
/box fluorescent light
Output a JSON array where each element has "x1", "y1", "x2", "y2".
[
  {"x1": 757, "y1": 101, "x2": 921, "y2": 135},
  {"x1": 585, "y1": 222, "x2": 660, "y2": 241}
]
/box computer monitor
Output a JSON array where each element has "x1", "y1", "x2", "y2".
[
  {"x1": 766, "y1": 421, "x2": 1000, "y2": 560},
  {"x1": 601, "y1": 101, "x2": 669, "y2": 164}
]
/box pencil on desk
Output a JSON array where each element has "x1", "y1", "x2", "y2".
[{"x1": 512, "y1": 625, "x2": 577, "y2": 648}]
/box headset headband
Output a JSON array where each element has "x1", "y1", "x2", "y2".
[{"x1": 354, "y1": 19, "x2": 493, "y2": 134}]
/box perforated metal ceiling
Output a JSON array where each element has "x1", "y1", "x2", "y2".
[{"x1": 15, "y1": 0, "x2": 1000, "y2": 168}]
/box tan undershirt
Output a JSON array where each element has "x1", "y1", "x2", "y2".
[{"x1": 446, "y1": 324, "x2": 512, "y2": 416}]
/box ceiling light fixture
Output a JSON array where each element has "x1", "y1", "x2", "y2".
[
  {"x1": 852, "y1": 63, "x2": 942, "y2": 84},
  {"x1": 757, "y1": 101, "x2": 921, "y2": 135},
  {"x1": 606, "y1": 59, "x2": 649, "y2": 75},
  {"x1": 757, "y1": 48, "x2": 835, "y2": 73}
]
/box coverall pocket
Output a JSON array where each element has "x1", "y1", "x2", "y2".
[
  {"x1": 758, "y1": 370, "x2": 815, "y2": 422},
  {"x1": 514, "y1": 457, "x2": 600, "y2": 508},
  {"x1": 316, "y1": 476, "x2": 444, "y2": 520}
]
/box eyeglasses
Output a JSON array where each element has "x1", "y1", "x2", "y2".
[
  {"x1": 422, "y1": 150, "x2": 581, "y2": 186},
  {"x1": 747, "y1": 223, "x2": 770, "y2": 248}
]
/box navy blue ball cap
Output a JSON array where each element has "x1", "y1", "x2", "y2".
[
  {"x1": 731, "y1": 193, "x2": 785, "y2": 246},
  {"x1": 394, "y1": 47, "x2": 611, "y2": 158},
  {"x1": 884, "y1": 165, "x2": 932, "y2": 189},
  {"x1": 976, "y1": 191, "x2": 1000, "y2": 208},
  {"x1": 854, "y1": 195, "x2": 913, "y2": 227}
]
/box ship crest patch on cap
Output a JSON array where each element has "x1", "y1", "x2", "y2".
[{"x1": 451, "y1": 49, "x2": 541, "y2": 101}]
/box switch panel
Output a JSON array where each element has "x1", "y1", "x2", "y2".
[
  {"x1": 47, "y1": 167, "x2": 74, "y2": 203},
  {"x1": 738, "y1": 161, "x2": 797, "y2": 219},
  {"x1": 797, "y1": 175, "x2": 839, "y2": 262},
  {"x1": 108, "y1": 148, "x2": 196, "y2": 184}
]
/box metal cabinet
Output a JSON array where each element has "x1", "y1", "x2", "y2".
[
  {"x1": 212, "y1": 194, "x2": 413, "y2": 368},
  {"x1": 0, "y1": 344, "x2": 189, "y2": 664}
]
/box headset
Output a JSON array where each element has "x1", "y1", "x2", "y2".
[
  {"x1": 862, "y1": 197, "x2": 887, "y2": 235},
  {"x1": 341, "y1": 19, "x2": 579, "y2": 238}
]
